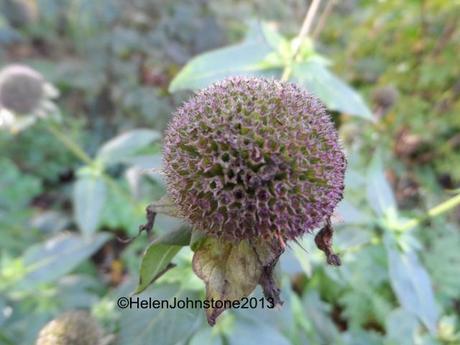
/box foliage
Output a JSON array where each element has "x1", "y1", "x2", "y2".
[{"x1": 170, "y1": 22, "x2": 372, "y2": 119}]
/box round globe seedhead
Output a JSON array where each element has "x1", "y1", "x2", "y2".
[
  {"x1": 36, "y1": 311, "x2": 103, "y2": 345},
  {"x1": 0, "y1": 64, "x2": 45, "y2": 114},
  {"x1": 163, "y1": 77, "x2": 346, "y2": 241},
  {"x1": 372, "y1": 85, "x2": 398, "y2": 109}
]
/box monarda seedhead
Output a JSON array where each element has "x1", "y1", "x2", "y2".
[
  {"x1": 163, "y1": 77, "x2": 346, "y2": 243},
  {"x1": 149, "y1": 77, "x2": 348, "y2": 325},
  {"x1": 36, "y1": 311, "x2": 104, "y2": 345},
  {"x1": 0, "y1": 64, "x2": 45, "y2": 114}
]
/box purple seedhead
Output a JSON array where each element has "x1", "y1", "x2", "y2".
[
  {"x1": 0, "y1": 64, "x2": 45, "y2": 115},
  {"x1": 163, "y1": 77, "x2": 346, "y2": 242}
]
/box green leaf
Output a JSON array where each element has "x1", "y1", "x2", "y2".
[
  {"x1": 100, "y1": 183, "x2": 144, "y2": 235},
  {"x1": 260, "y1": 23, "x2": 288, "y2": 50},
  {"x1": 0, "y1": 296, "x2": 7, "y2": 326},
  {"x1": 342, "y1": 330, "x2": 384, "y2": 345},
  {"x1": 135, "y1": 244, "x2": 181, "y2": 295},
  {"x1": 73, "y1": 175, "x2": 107, "y2": 237},
  {"x1": 334, "y1": 227, "x2": 372, "y2": 250},
  {"x1": 227, "y1": 315, "x2": 291, "y2": 345},
  {"x1": 134, "y1": 227, "x2": 191, "y2": 294},
  {"x1": 291, "y1": 61, "x2": 373, "y2": 120},
  {"x1": 341, "y1": 245, "x2": 388, "y2": 289},
  {"x1": 121, "y1": 153, "x2": 162, "y2": 170},
  {"x1": 340, "y1": 287, "x2": 392, "y2": 329},
  {"x1": 169, "y1": 23, "x2": 274, "y2": 92},
  {"x1": 157, "y1": 264, "x2": 204, "y2": 292},
  {"x1": 291, "y1": 293, "x2": 315, "y2": 341},
  {"x1": 17, "y1": 232, "x2": 110, "y2": 289},
  {"x1": 423, "y1": 228, "x2": 460, "y2": 299},
  {"x1": 302, "y1": 291, "x2": 341, "y2": 344},
  {"x1": 0, "y1": 158, "x2": 42, "y2": 211},
  {"x1": 291, "y1": 243, "x2": 313, "y2": 277},
  {"x1": 232, "y1": 277, "x2": 296, "y2": 335},
  {"x1": 385, "y1": 308, "x2": 419, "y2": 345},
  {"x1": 1, "y1": 312, "x2": 50, "y2": 345},
  {"x1": 55, "y1": 274, "x2": 103, "y2": 310},
  {"x1": 155, "y1": 226, "x2": 192, "y2": 246},
  {"x1": 96, "y1": 129, "x2": 161, "y2": 165},
  {"x1": 190, "y1": 328, "x2": 224, "y2": 345},
  {"x1": 336, "y1": 244, "x2": 392, "y2": 329},
  {"x1": 385, "y1": 235, "x2": 439, "y2": 335},
  {"x1": 118, "y1": 283, "x2": 203, "y2": 345},
  {"x1": 336, "y1": 200, "x2": 372, "y2": 226},
  {"x1": 366, "y1": 152, "x2": 397, "y2": 218}
]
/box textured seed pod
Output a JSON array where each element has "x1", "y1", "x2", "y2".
[
  {"x1": 2, "y1": 0, "x2": 38, "y2": 28},
  {"x1": 36, "y1": 311, "x2": 103, "y2": 345},
  {"x1": 163, "y1": 77, "x2": 346, "y2": 241},
  {"x1": 0, "y1": 64, "x2": 45, "y2": 114}
]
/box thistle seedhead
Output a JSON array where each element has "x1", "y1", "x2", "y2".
[
  {"x1": 36, "y1": 311, "x2": 104, "y2": 345},
  {"x1": 163, "y1": 77, "x2": 346, "y2": 241},
  {"x1": 0, "y1": 64, "x2": 45, "y2": 114}
]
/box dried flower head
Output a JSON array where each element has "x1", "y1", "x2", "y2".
[
  {"x1": 36, "y1": 311, "x2": 103, "y2": 345},
  {"x1": 0, "y1": 64, "x2": 45, "y2": 114},
  {"x1": 372, "y1": 85, "x2": 398, "y2": 109},
  {"x1": 163, "y1": 77, "x2": 346, "y2": 241}
]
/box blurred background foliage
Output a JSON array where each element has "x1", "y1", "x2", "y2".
[{"x1": 0, "y1": 0, "x2": 460, "y2": 344}]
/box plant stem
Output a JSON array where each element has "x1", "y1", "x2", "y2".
[
  {"x1": 44, "y1": 121, "x2": 139, "y2": 204},
  {"x1": 44, "y1": 122, "x2": 94, "y2": 165},
  {"x1": 297, "y1": 0, "x2": 323, "y2": 42},
  {"x1": 281, "y1": 0, "x2": 323, "y2": 81},
  {"x1": 397, "y1": 193, "x2": 460, "y2": 232},
  {"x1": 312, "y1": 0, "x2": 336, "y2": 40}
]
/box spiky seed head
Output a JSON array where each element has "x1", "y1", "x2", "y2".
[
  {"x1": 163, "y1": 77, "x2": 346, "y2": 241},
  {"x1": 36, "y1": 311, "x2": 103, "y2": 345},
  {"x1": 0, "y1": 64, "x2": 45, "y2": 114}
]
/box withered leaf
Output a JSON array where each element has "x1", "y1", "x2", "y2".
[{"x1": 192, "y1": 237, "x2": 284, "y2": 325}]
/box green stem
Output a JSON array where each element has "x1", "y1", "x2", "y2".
[
  {"x1": 312, "y1": 0, "x2": 336, "y2": 40},
  {"x1": 44, "y1": 121, "x2": 139, "y2": 204},
  {"x1": 397, "y1": 193, "x2": 460, "y2": 232},
  {"x1": 44, "y1": 122, "x2": 94, "y2": 165},
  {"x1": 281, "y1": 0, "x2": 323, "y2": 81},
  {"x1": 280, "y1": 63, "x2": 293, "y2": 82}
]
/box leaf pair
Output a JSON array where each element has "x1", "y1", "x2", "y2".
[
  {"x1": 16, "y1": 232, "x2": 110, "y2": 290},
  {"x1": 170, "y1": 22, "x2": 373, "y2": 120},
  {"x1": 73, "y1": 129, "x2": 160, "y2": 238},
  {"x1": 135, "y1": 220, "x2": 285, "y2": 326},
  {"x1": 385, "y1": 234, "x2": 439, "y2": 335},
  {"x1": 367, "y1": 152, "x2": 439, "y2": 335}
]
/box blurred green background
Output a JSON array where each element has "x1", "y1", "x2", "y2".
[{"x1": 1, "y1": 0, "x2": 460, "y2": 344}]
